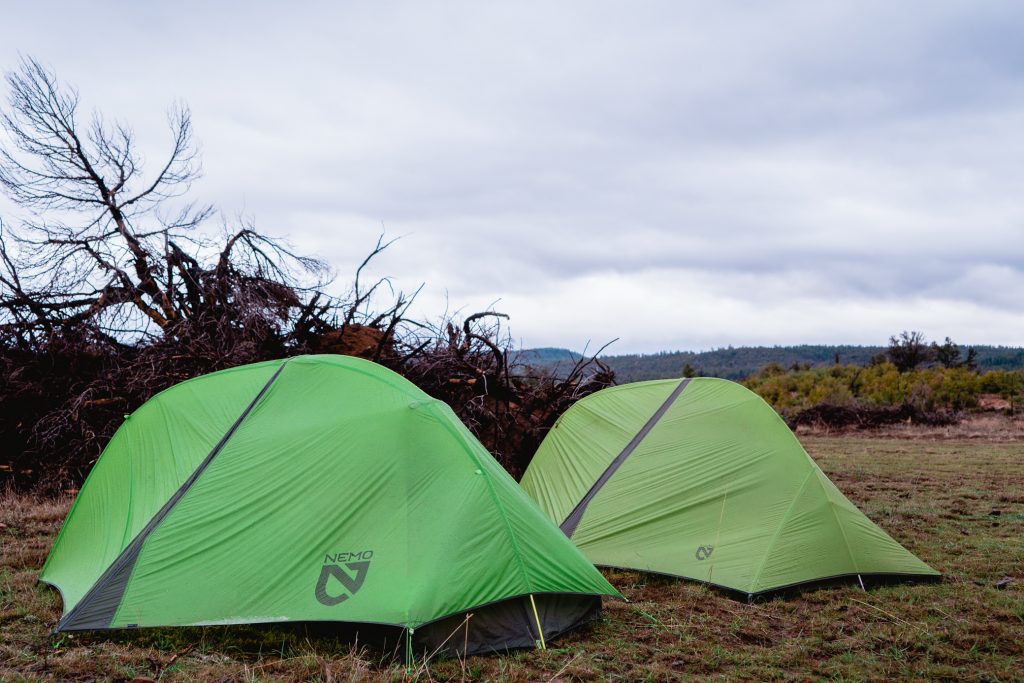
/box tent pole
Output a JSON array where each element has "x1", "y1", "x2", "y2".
[
  {"x1": 404, "y1": 627, "x2": 413, "y2": 676},
  {"x1": 528, "y1": 594, "x2": 546, "y2": 650}
]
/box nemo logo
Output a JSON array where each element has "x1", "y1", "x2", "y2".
[
  {"x1": 695, "y1": 545, "x2": 714, "y2": 561},
  {"x1": 315, "y1": 551, "x2": 372, "y2": 606}
]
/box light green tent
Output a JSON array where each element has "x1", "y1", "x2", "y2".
[
  {"x1": 41, "y1": 355, "x2": 619, "y2": 656},
  {"x1": 521, "y1": 378, "x2": 939, "y2": 597}
]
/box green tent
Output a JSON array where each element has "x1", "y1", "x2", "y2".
[
  {"x1": 41, "y1": 355, "x2": 619, "y2": 656},
  {"x1": 521, "y1": 378, "x2": 939, "y2": 597}
]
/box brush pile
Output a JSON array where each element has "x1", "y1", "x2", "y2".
[
  {"x1": 0, "y1": 233, "x2": 612, "y2": 491},
  {"x1": 787, "y1": 402, "x2": 959, "y2": 431}
]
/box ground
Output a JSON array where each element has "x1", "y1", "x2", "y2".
[{"x1": 1, "y1": 431, "x2": 1022, "y2": 681}]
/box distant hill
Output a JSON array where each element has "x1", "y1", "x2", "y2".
[
  {"x1": 516, "y1": 347, "x2": 582, "y2": 364},
  {"x1": 517, "y1": 345, "x2": 1024, "y2": 383}
]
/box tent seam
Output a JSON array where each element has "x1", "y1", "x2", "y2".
[
  {"x1": 748, "y1": 469, "x2": 815, "y2": 594},
  {"x1": 816, "y1": 466, "x2": 861, "y2": 575},
  {"x1": 426, "y1": 402, "x2": 535, "y2": 594},
  {"x1": 52, "y1": 590, "x2": 611, "y2": 633},
  {"x1": 589, "y1": 564, "x2": 939, "y2": 599}
]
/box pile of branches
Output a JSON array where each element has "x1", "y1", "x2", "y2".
[
  {"x1": 2, "y1": 303, "x2": 611, "y2": 491},
  {"x1": 786, "y1": 402, "x2": 960, "y2": 431},
  {"x1": 0, "y1": 228, "x2": 420, "y2": 489},
  {"x1": 397, "y1": 313, "x2": 614, "y2": 479},
  {"x1": 0, "y1": 58, "x2": 613, "y2": 491}
]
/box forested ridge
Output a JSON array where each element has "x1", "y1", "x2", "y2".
[{"x1": 522, "y1": 344, "x2": 1024, "y2": 382}]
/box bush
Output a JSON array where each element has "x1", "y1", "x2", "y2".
[{"x1": 745, "y1": 362, "x2": 1012, "y2": 417}]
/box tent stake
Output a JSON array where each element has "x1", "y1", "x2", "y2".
[
  {"x1": 529, "y1": 594, "x2": 546, "y2": 650},
  {"x1": 858, "y1": 574, "x2": 866, "y2": 592}
]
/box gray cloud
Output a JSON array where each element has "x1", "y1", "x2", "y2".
[{"x1": 1, "y1": 1, "x2": 1022, "y2": 352}]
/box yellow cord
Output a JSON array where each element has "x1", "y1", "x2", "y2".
[
  {"x1": 707, "y1": 486, "x2": 729, "y2": 583},
  {"x1": 529, "y1": 594, "x2": 546, "y2": 649}
]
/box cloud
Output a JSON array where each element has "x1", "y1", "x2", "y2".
[{"x1": 0, "y1": 1, "x2": 1022, "y2": 352}]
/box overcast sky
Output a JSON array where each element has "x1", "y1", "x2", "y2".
[{"x1": 1, "y1": 2, "x2": 1022, "y2": 353}]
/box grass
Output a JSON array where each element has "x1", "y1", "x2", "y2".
[{"x1": 1, "y1": 434, "x2": 1022, "y2": 681}]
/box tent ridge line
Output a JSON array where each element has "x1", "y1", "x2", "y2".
[
  {"x1": 559, "y1": 378, "x2": 691, "y2": 538},
  {"x1": 56, "y1": 360, "x2": 291, "y2": 632}
]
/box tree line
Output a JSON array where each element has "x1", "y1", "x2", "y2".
[{"x1": 524, "y1": 341, "x2": 1023, "y2": 384}]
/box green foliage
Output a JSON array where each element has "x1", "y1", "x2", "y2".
[
  {"x1": 745, "y1": 363, "x2": 1021, "y2": 414},
  {"x1": 980, "y1": 370, "x2": 1024, "y2": 413}
]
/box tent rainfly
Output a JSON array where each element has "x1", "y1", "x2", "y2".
[
  {"x1": 521, "y1": 378, "x2": 939, "y2": 597},
  {"x1": 41, "y1": 355, "x2": 620, "y2": 656}
]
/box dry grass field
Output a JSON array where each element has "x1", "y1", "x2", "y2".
[{"x1": 2, "y1": 431, "x2": 1022, "y2": 681}]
